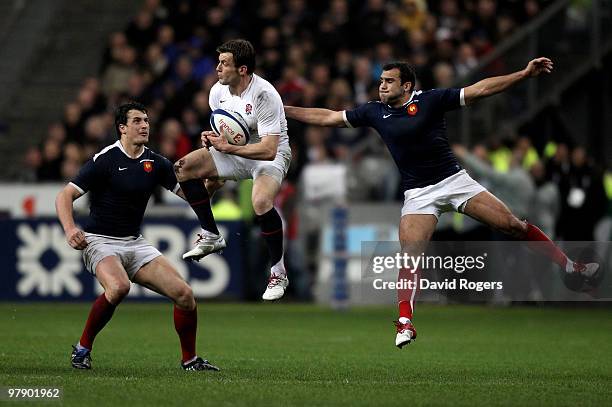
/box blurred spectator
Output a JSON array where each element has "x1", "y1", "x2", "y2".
[
  {"x1": 37, "y1": 138, "x2": 63, "y2": 181},
  {"x1": 278, "y1": 66, "x2": 307, "y2": 107},
  {"x1": 125, "y1": 9, "x2": 157, "y2": 51},
  {"x1": 397, "y1": 0, "x2": 430, "y2": 36},
  {"x1": 47, "y1": 122, "x2": 67, "y2": 145},
  {"x1": 83, "y1": 115, "x2": 112, "y2": 151},
  {"x1": 101, "y1": 45, "x2": 138, "y2": 98},
  {"x1": 158, "y1": 118, "x2": 190, "y2": 162},
  {"x1": 181, "y1": 108, "x2": 203, "y2": 145},
  {"x1": 454, "y1": 43, "x2": 478, "y2": 78},
  {"x1": 100, "y1": 32, "x2": 128, "y2": 73},
  {"x1": 529, "y1": 160, "x2": 560, "y2": 238},
  {"x1": 357, "y1": 0, "x2": 391, "y2": 48},
  {"x1": 144, "y1": 42, "x2": 170, "y2": 80},
  {"x1": 62, "y1": 102, "x2": 84, "y2": 143},
  {"x1": 325, "y1": 79, "x2": 352, "y2": 111},
  {"x1": 432, "y1": 61, "x2": 455, "y2": 88},
  {"x1": 157, "y1": 24, "x2": 180, "y2": 65},
  {"x1": 19, "y1": 147, "x2": 42, "y2": 183},
  {"x1": 60, "y1": 142, "x2": 84, "y2": 181},
  {"x1": 352, "y1": 56, "x2": 375, "y2": 105},
  {"x1": 556, "y1": 147, "x2": 608, "y2": 240}
]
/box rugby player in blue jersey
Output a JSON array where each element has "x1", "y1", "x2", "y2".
[
  {"x1": 285, "y1": 58, "x2": 599, "y2": 348},
  {"x1": 56, "y1": 102, "x2": 219, "y2": 371}
]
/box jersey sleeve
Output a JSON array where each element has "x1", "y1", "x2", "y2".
[
  {"x1": 70, "y1": 158, "x2": 102, "y2": 194},
  {"x1": 255, "y1": 90, "x2": 283, "y2": 136},
  {"x1": 209, "y1": 82, "x2": 222, "y2": 110},
  {"x1": 343, "y1": 102, "x2": 377, "y2": 128},
  {"x1": 429, "y1": 88, "x2": 465, "y2": 111},
  {"x1": 157, "y1": 155, "x2": 179, "y2": 193}
]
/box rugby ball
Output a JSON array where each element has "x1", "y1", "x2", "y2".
[{"x1": 210, "y1": 109, "x2": 250, "y2": 146}]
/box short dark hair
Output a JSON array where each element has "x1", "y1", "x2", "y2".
[
  {"x1": 382, "y1": 62, "x2": 417, "y2": 91},
  {"x1": 216, "y1": 39, "x2": 256, "y2": 74},
  {"x1": 115, "y1": 102, "x2": 147, "y2": 138}
]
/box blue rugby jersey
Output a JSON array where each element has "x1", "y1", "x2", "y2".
[
  {"x1": 344, "y1": 88, "x2": 465, "y2": 191},
  {"x1": 70, "y1": 141, "x2": 178, "y2": 237}
]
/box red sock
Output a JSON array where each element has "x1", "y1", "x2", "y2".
[
  {"x1": 174, "y1": 305, "x2": 197, "y2": 362},
  {"x1": 523, "y1": 223, "x2": 568, "y2": 269},
  {"x1": 398, "y1": 268, "x2": 419, "y2": 320},
  {"x1": 79, "y1": 294, "x2": 117, "y2": 350}
]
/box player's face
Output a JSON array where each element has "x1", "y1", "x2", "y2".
[
  {"x1": 379, "y1": 69, "x2": 411, "y2": 106},
  {"x1": 216, "y1": 52, "x2": 243, "y2": 86},
  {"x1": 122, "y1": 110, "x2": 149, "y2": 144}
]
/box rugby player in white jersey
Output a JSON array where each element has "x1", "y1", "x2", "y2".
[{"x1": 174, "y1": 39, "x2": 291, "y2": 301}]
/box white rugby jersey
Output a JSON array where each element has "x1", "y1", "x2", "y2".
[{"x1": 209, "y1": 74, "x2": 289, "y2": 147}]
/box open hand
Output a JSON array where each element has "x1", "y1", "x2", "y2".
[{"x1": 524, "y1": 57, "x2": 553, "y2": 77}]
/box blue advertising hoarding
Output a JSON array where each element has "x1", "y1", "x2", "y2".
[{"x1": 0, "y1": 218, "x2": 245, "y2": 301}]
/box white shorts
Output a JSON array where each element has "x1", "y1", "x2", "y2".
[
  {"x1": 82, "y1": 233, "x2": 162, "y2": 280},
  {"x1": 401, "y1": 170, "x2": 486, "y2": 218},
  {"x1": 209, "y1": 144, "x2": 292, "y2": 185}
]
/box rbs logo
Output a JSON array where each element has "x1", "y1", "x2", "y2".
[{"x1": 14, "y1": 223, "x2": 232, "y2": 299}]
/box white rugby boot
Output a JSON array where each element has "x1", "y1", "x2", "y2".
[
  {"x1": 394, "y1": 318, "x2": 417, "y2": 349},
  {"x1": 262, "y1": 275, "x2": 289, "y2": 301},
  {"x1": 183, "y1": 232, "x2": 226, "y2": 261}
]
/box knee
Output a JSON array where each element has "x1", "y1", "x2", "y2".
[
  {"x1": 105, "y1": 281, "x2": 130, "y2": 304},
  {"x1": 173, "y1": 158, "x2": 189, "y2": 182},
  {"x1": 252, "y1": 195, "x2": 273, "y2": 215},
  {"x1": 501, "y1": 216, "x2": 527, "y2": 238},
  {"x1": 174, "y1": 284, "x2": 195, "y2": 310}
]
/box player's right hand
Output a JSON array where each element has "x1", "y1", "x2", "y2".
[
  {"x1": 66, "y1": 227, "x2": 88, "y2": 250},
  {"x1": 201, "y1": 131, "x2": 216, "y2": 149}
]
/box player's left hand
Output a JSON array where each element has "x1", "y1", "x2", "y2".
[{"x1": 524, "y1": 57, "x2": 553, "y2": 77}]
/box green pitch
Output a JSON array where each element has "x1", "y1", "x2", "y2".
[{"x1": 1, "y1": 303, "x2": 611, "y2": 406}]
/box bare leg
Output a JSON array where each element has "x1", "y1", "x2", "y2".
[
  {"x1": 463, "y1": 191, "x2": 571, "y2": 269},
  {"x1": 461, "y1": 191, "x2": 527, "y2": 238}
]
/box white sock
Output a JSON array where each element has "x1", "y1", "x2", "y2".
[
  {"x1": 271, "y1": 257, "x2": 287, "y2": 278},
  {"x1": 398, "y1": 317, "x2": 411, "y2": 324},
  {"x1": 565, "y1": 259, "x2": 575, "y2": 273}
]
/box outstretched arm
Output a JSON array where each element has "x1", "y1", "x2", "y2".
[
  {"x1": 284, "y1": 106, "x2": 347, "y2": 127},
  {"x1": 463, "y1": 57, "x2": 553, "y2": 105}
]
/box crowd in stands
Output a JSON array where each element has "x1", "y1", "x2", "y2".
[{"x1": 21, "y1": 0, "x2": 610, "y2": 242}]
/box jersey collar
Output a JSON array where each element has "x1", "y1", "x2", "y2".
[
  {"x1": 385, "y1": 90, "x2": 416, "y2": 110},
  {"x1": 115, "y1": 140, "x2": 147, "y2": 159},
  {"x1": 402, "y1": 91, "x2": 417, "y2": 106}
]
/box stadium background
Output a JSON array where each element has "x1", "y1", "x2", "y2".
[{"x1": 0, "y1": 0, "x2": 611, "y2": 405}]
